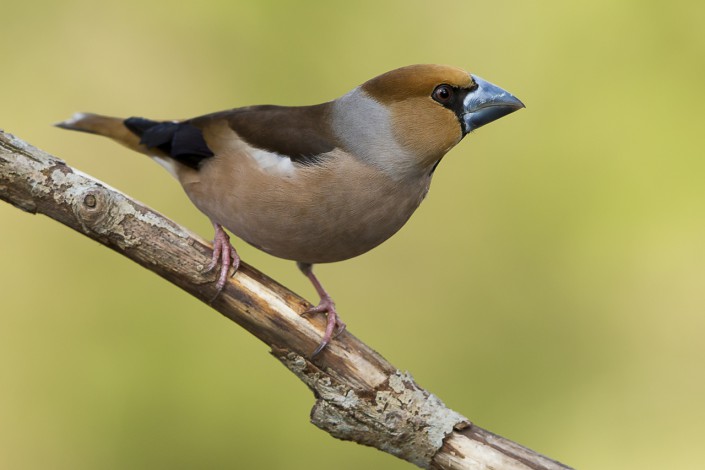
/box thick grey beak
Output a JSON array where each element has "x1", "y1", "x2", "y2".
[{"x1": 462, "y1": 75, "x2": 525, "y2": 133}]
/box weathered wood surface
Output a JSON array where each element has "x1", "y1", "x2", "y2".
[{"x1": 0, "y1": 129, "x2": 573, "y2": 470}]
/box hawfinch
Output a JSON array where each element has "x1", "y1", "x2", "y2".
[{"x1": 57, "y1": 64, "x2": 524, "y2": 356}]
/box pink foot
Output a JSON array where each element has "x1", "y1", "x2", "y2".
[
  {"x1": 297, "y1": 262, "x2": 346, "y2": 357},
  {"x1": 302, "y1": 295, "x2": 347, "y2": 357},
  {"x1": 204, "y1": 222, "x2": 240, "y2": 299}
]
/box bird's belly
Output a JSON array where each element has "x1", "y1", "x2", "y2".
[
  {"x1": 219, "y1": 184, "x2": 423, "y2": 263},
  {"x1": 184, "y1": 155, "x2": 430, "y2": 264}
]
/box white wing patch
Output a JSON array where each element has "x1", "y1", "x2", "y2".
[
  {"x1": 250, "y1": 148, "x2": 296, "y2": 176},
  {"x1": 153, "y1": 156, "x2": 179, "y2": 178},
  {"x1": 153, "y1": 147, "x2": 297, "y2": 179}
]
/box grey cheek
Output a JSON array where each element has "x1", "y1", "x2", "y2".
[{"x1": 331, "y1": 89, "x2": 414, "y2": 178}]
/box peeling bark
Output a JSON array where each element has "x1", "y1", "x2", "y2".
[{"x1": 0, "y1": 130, "x2": 573, "y2": 469}]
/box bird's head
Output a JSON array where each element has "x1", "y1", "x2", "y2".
[{"x1": 333, "y1": 64, "x2": 524, "y2": 178}]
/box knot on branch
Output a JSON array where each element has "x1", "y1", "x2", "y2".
[
  {"x1": 72, "y1": 186, "x2": 114, "y2": 231},
  {"x1": 70, "y1": 184, "x2": 123, "y2": 236}
]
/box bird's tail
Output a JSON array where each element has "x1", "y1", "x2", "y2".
[{"x1": 55, "y1": 112, "x2": 144, "y2": 153}]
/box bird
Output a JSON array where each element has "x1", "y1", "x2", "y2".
[{"x1": 56, "y1": 64, "x2": 524, "y2": 356}]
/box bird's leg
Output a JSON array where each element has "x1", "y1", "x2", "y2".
[
  {"x1": 204, "y1": 222, "x2": 240, "y2": 298},
  {"x1": 297, "y1": 262, "x2": 347, "y2": 357}
]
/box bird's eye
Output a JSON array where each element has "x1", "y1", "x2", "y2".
[{"x1": 432, "y1": 85, "x2": 454, "y2": 104}]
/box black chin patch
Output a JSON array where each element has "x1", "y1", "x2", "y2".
[{"x1": 124, "y1": 117, "x2": 214, "y2": 170}]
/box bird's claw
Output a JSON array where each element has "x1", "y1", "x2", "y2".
[
  {"x1": 302, "y1": 296, "x2": 346, "y2": 357},
  {"x1": 205, "y1": 223, "x2": 240, "y2": 301}
]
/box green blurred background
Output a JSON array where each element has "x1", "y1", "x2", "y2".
[{"x1": 1, "y1": 1, "x2": 704, "y2": 468}]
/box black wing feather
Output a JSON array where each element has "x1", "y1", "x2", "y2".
[{"x1": 124, "y1": 117, "x2": 214, "y2": 170}]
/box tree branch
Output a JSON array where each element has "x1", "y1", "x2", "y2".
[{"x1": 0, "y1": 129, "x2": 573, "y2": 470}]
